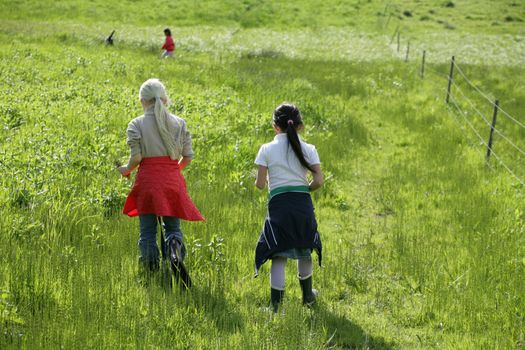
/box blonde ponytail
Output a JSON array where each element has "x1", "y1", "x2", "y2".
[{"x1": 139, "y1": 79, "x2": 181, "y2": 160}]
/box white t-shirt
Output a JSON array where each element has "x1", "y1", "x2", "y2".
[{"x1": 254, "y1": 133, "x2": 320, "y2": 191}]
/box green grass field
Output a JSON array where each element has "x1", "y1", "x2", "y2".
[{"x1": 1, "y1": 1, "x2": 524, "y2": 349}]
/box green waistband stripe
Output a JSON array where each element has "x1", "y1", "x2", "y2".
[{"x1": 269, "y1": 185, "x2": 310, "y2": 199}]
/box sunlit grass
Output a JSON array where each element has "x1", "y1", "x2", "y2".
[{"x1": 1, "y1": 1, "x2": 524, "y2": 348}]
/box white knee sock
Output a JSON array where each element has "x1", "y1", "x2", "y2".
[
  {"x1": 297, "y1": 258, "x2": 313, "y2": 280},
  {"x1": 270, "y1": 257, "x2": 287, "y2": 290}
]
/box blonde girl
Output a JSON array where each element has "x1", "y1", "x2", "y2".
[{"x1": 118, "y1": 78, "x2": 204, "y2": 272}]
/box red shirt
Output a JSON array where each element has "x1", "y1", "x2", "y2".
[{"x1": 162, "y1": 36, "x2": 175, "y2": 52}]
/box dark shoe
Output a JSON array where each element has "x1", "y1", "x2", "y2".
[
  {"x1": 168, "y1": 239, "x2": 192, "y2": 289},
  {"x1": 299, "y1": 276, "x2": 317, "y2": 306},
  {"x1": 166, "y1": 237, "x2": 186, "y2": 262},
  {"x1": 270, "y1": 288, "x2": 285, "y2": 313},
  {"x1": 139, "y1": 258, "x2": 160, "y2": 273},
  {"x1": 137, "y1": 260, "x2": 159, "y2": 287}
]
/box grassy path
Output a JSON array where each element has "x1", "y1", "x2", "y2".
[
  {"x1": 315, "y1": 73, "x2": 426, "y2": 348},
  {"x1": 1, "y1": 11, "x2": 524, "y2": 347},
  {"x1": 309, "y1": 56, "x2": 524, "y2": 348}
]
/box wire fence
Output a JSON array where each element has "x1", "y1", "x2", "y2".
[
  {"x1": 449, "y1": 78, "x2": 525, "y2": 159},
  {"x1": 382, "y1": 14, "x2": 525, "y2": 186},
  {"x1": 448, "y1": 94, "x2": 514, "y2": 178},
  {"x1": 452, "y1": 62, "x2": 525, "y2": 130},
  {"x1": 446, "y1": 61, "x2": 524, "y2": 184}
]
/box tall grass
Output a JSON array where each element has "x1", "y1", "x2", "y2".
[{"x1": 1, "y1": 2, "x2": 524, "y2": 348}]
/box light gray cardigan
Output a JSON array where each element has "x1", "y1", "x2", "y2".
[{"x1": 127, "y1": 108, "x2": 193, "y2": 159}]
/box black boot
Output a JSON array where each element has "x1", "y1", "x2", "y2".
[
  {"x1": 137, "y1": 258, "x2": 159, "y2": 286},
  {"x1": 299, "y1": 276, "x2": 317, "y2": 306},
  {"x1": 270, "y1": 288, "x2": 284, "y2": 313},
  {"x1": 139, "y1": 257, "x2": 160, "y2": 273}
]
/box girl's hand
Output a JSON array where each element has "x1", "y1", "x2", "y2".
[
  {"x1": 117, "y1": 165, "x2": 131, "y2": 177},
  {"x1": 178, "y1": 156, "x2": 192, "y2": 170}
]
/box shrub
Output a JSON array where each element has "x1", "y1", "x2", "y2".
[{"x1": 505, "y1": 15, "x2": 523, "y2": 22}]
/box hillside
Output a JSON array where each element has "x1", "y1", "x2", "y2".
[{"x1": 0, "y1": 1, "x2": 524, "y2": 349}]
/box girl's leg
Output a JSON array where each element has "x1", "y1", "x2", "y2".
[
  {"x1": 270, "y1": 257, "x2": 287, "y2": 290},
  {"x1": 162, "y1": 216, "x2": 186, "y2": 260},
  {"x1": 270, "y1": 257, "x2": 287, "y2": 312},
  {"x1": 162, "y1": 50, "x2": 173, "y2": 58},
  {"x1": 298, "y1": 257, "x2": 316, "y2": 306},
  {"x1": 297, "y1": 257, "x2": 313, "y2": 279},
  {"x1": 138, "y1": 214, "x2": 160, "y2": 271}
]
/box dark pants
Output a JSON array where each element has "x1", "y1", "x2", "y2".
[{"x1": 138, "y1": 214, "x2": 184, "y2": 269}]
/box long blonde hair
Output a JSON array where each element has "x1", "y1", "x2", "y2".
[{"x1": 139, "y1": 78, "x2": 180, "y2": 160}]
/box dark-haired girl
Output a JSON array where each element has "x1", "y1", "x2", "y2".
[
  {"x1": 254, "y1": 103, "x2": 324, "y2": 312},
  {"x1": 161, "y1": 28, "x2": 175, "y2": 58}
]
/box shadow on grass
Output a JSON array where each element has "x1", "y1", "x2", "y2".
[
  {"x1": 152, "y1": 263, "x2": 243, "y2": 334},
  {"x1": 187, "y1": 285, "x2": 244, "y2": 334},
  {"x1": 142, "y1": 264, "x2": 243, "y2": 334},
  {"x1": 316, "y1": 303, "x2": 394, "y2": 349}
]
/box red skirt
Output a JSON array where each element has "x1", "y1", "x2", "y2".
[{"x1": 122, "y1": 157, "x2": 204, "y2": 221}]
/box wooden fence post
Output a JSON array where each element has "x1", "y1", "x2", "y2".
[
  {"x1": 420, "y1": 50, "x2": 426, "y2": 78},
  {"x1": 380, "y1": 4, "x2": 391, "y2": 29},
  {"x1": 390, "y1": 25, "x2": 399, "y2": 44},
  {"x1": 405, "y1": 41, "x2": 410, "y2": 62},
  {"x1": 382, "y1": 4, "x2": 389, "y2": 16},
  {"x1": 486, "y1": 100, "x2": 499, "y2": 161},
  {"x1": 445, "y1": 56, "x2": 455, "y2": 104},
  {"x1": 384, "y1": 13, "x2": 392, "y2": 29}
]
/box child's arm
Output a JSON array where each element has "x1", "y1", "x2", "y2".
[
  {"x1": 308, "y1": 164, "x2": 324, "y2": 191},
  {"x1": 255, "y1": 165, "x2": 268, "y2": 189},
  {"x1": 118, "y1": 153, "x2": 142, "y2": 177},
  {"x1": 178, "y1": 156, "x2": 191, "y2": 170},
  {"x1": 179, "y1": 121, "x2": 192, "y2": 169}
]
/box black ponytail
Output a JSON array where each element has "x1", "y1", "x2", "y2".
[{"x1": 273, "y1": 103, "x2": 315, "y2": 173}]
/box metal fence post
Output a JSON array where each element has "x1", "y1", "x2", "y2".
[
  {"x1": 486, "y1": 100, "x2": 499, "y2": 161},
  {"x1": 445, "y1": 56, "x2": 455, "y2": 104},
  {"x1": 420, "y1": 50, "x2": 426, "y2": 78}
]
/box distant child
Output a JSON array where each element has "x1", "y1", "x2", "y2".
[
  {"x1": 161, "y1": 28, "x2": 175, "y2": 58},
  {"x1": 118, "y1": 78, "x2": 204, "y2": 272},
  {"x1": 254, "y1": 103, "x2": 324, "y2": 312}
]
